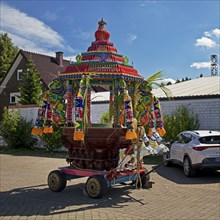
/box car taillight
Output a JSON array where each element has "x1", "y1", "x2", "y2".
[{"x1": 192, "y1": 146, "x2": 220, "y2": 151}]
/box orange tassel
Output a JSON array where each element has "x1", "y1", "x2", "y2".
[
  {"x1": 31, "y1": 127, "x2": 43, "y2": 136},
  {"x1": 156, "y1": 127, "x2": 166, "y2": 137},
  {"x1": 148, "y1": 128, "x2": 154, "y2": 137},
  {"x1": 43, "y1": 126, "x2": 54, "y2": 134},
  {"x1": 73, "y1": 131, "x2": 84, "y2": 141},
  {"x1": 125, "y1": 129, "x2": 137, "y2": 140}
]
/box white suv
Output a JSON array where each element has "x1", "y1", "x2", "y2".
[{"x1": 163, "y1": 130, "x2": 220, "y2": 177}]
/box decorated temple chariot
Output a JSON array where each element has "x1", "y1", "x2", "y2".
[{"x1": 32, "y1": 19, "x2": 169, "y2": 198}]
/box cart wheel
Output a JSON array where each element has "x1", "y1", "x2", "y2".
[
  {"x1": 48, "y1": 170, "x2": 67, "y2": 192},
  {"x1": 86, "y1": 175, "x2": 107, "y2": 199}
]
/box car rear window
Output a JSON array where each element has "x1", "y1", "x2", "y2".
[{"x1": 199, "y1": 136, "x2": 220, "y2": 144}]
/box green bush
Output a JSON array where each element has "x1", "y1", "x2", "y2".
[
  {"x1": 41, "y1": 125, "x2": 63, "y2": 153},
  {"x1": 100, "y1": 112, "x2": 109, "y2": 123},
  {"x1": 163, "y1": 105, "x2": 199, "y2": 142},
  {"x1": 0, "y1": 108, "x2": 35, "y2": 149}
]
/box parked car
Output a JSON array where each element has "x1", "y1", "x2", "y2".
[{"x1": 163, "y1": 130, "x2": 220, "y2": 177}]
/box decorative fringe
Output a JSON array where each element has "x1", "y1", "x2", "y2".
[
  {"x1": 156, "y1": 127, "x2": 166, "y2": 137},
  {"x1": 31, "y1": 127, "x2": 43, "y2": 136},
  {"x1": 43, "y1": 126, "x2": 54, "y2": 134},
  {"x1": 73, "y1": 131, "x2": 84, "y2": 141},
  {"x1": 126, "y1": 129, "x2": 137, "y2": 140},
  {"x1": 147, "y1": 128, "x2": 154, "y2": 137}
]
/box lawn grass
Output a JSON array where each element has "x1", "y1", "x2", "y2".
[
  {"x1": 0, "y1": 146, "x2": 67, "y2": 158},
  {"x1": 143, "y1": 155, "x2": 163, "y2": 165}
]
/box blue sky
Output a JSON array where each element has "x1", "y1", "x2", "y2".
[{"x1": 1, "y1": 0, "x2": 219, "y2": 81}]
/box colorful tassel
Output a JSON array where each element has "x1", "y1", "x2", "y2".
[
  {"x1": 156, "y1": 127, "x2": 166, "y2": 137},
  {"x1": 125, "y1": 129, "x2": 137, "y2": 140},
  {"x1": 43, "y1": 126, "x2": 54, "y2": 134},
  {"x1": 73, "y1": 130, "x2": 84, "y2": 141},
  {"x1": 31, "y1": 127, "x2": 43, "y2": 136}
]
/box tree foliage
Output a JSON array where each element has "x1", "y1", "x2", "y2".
[
  {"x1": 18, "y1": 59, "x2": 42, "y2": 104},
  {"x1": 163, "y1": 105, "x2": 199, "y2": 142},
  {"x1": 41, "y1": 125, "x2": 63, "y2": 153},
  {"x1": 100, "y1": 112, "x2": 109, "y2": 123},
  {"x1": 0, "y1": 107, "x2": 35, "y2": 149},
  {"x1": 0, "y1": 33, "x2": 19, "y2": 82}
]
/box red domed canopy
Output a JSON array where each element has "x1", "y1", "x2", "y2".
[
  {"x1": 95, "y1": 18, "x2": 110, "y2": 42},
  {"x1": 60, "y1": 19, "x2": 144, "y2": 82}
]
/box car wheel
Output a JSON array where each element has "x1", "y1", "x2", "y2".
[
  {"x1": 163, "y1": 152, "x2": 172, "y2": 167},
  {"x1": 183, "y1": 156, "x2": 196, "y2": 177}
]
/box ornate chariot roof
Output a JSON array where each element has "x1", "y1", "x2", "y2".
[{"x1": 59, "y1": 19, "x2": 144, "y2": 82}]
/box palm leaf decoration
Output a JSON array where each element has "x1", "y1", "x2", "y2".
[
  {"x1": 132, "y1": 81, "x2": 142, "y2": 117},
  {"x1": 82, "y1": 74, "x2": 94, "y2": 132},
  {"x1": 145, "y1": 70, "x2": 165, "y2": 84},
  {"x1": 145, "y1": 70, "x2": 172, "y2": 99}
]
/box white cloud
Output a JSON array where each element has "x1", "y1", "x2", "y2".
[
  {"x1": 196, "y1": 28, "x2": 220, "y2": 49},
  {"x1": 155, "y1": 78, "x2": 176, "y2": 85},
  {"x1": 128, "y1": 33, "x2": 137, "y2": 44},
  {"x1": 212, "y1": 28, "x2": 220, "y2": 38},
  {"x1": 44, "y1": 11, "x2": 58, "y2": 21},
  {"x1": 204, "y1": 28, "x2": 220, "y2": 38},
  {"x1": 140, "y1": 1, "x2": 156, "y2": 6},
  {"x1": 64, "y1": 55, "x2": 77, "y2": 62},
  {"x1": 190, "y1": 62, "x2": 210, "y2": 69},
  {"x1": 1, "y1": 4, "x2": 74, "y2": 54},
  {"x1": 73, "y1": 29, "x2": 92, "y2": 40},
  {"x1": 195, "y1": 37, "x2": 216, "y2": 48}
]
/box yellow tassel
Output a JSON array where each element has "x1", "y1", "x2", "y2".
[
  {"x1": 156, "y1": 127, "x2": 166, "y2": 137},
  {"x1": 125, "y1": 129, "x2": 137, "y2": 140},
  {"x1": 43, "y1": 126, "x2": 54, "y2": 134},
  {"x1": 73, "y1": 131, "x2": 84, "y2": 141},
  {"x1": 77, "y1": 91, "x2": 82, "y2": 98},
  {"x1": 31, "y1": 127, "x2": 43, "y2": 136},
  {"x1": 149, "y1": 139, "x2": 158, "y2": 148}
]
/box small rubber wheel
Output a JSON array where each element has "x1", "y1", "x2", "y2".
[
  {"x1": 48, "y1": 170, "x2": 67, "y2": 192},
  {"x1": 86, "y1": 175, "x2": 107, "y2": 199},
  {"x1": 163, "y1": 152, "x2": 172, "y2": 167},
  {"x1": 183, "y1": 156, "x2": 196, "y2": 177}
]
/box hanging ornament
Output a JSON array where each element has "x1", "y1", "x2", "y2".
[{"x1": 73, "y1": 91, "x2": 84, "y2": 140}]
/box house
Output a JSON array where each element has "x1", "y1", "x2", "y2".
[
  {"x1": 0, "y1": 50, "x2": 70, "y2": 120},
  {"x1": 90, "y1": 76, "x2": 220, "y2": 130}
]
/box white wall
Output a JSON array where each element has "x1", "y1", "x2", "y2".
[
  {"x1": 90, "y1": 98, "x2": 220, "y2": 131},
  {"x1": 91, "y1": 102, "x2": 109, "y2": 123},
  {"x1": 160, "y1": 98, "x2": 220, "y2": 131},
  {"x1": 10, "y1": 98, "x2": 220, "y2": 131},
  {"x1": 9, "y1": 105, "x2": 39, "y2": 125}
]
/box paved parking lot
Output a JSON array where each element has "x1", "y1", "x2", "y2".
[{"x1": 0, "y1": 154, "x2": 219, "y2": 220}]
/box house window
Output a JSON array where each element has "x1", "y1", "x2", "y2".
[
  {"x1": 10, "y1": 92, "x2": 20, "y2": 104},
  {"x1": 17, "y1": 69, "x2": 23, "y2": 80}
]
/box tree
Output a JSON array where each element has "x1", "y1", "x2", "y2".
[
  {"x1": 18, "y1": 59, "x2": 42, "y2": 104},
  {"x1": 0, "y1": 107, "x2": 35, "y2": 149},
  {"x1": 0, "y1": 33, "x2": 19, "y2": 82},
  {"x1": 163, "y1": 105, "x2": 199, "y2": 142}
]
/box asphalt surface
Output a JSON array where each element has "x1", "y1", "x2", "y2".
[{"x1": 0, "y1": 154, "x2": 219, "y2": 220}]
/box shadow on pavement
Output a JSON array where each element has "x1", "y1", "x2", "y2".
[
  {"x1": 154, "y1": 164, "x2": 220, "y2": 184},
  {"x1": 0, "y1": 181, "x2": 147, "y2": 217}
]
